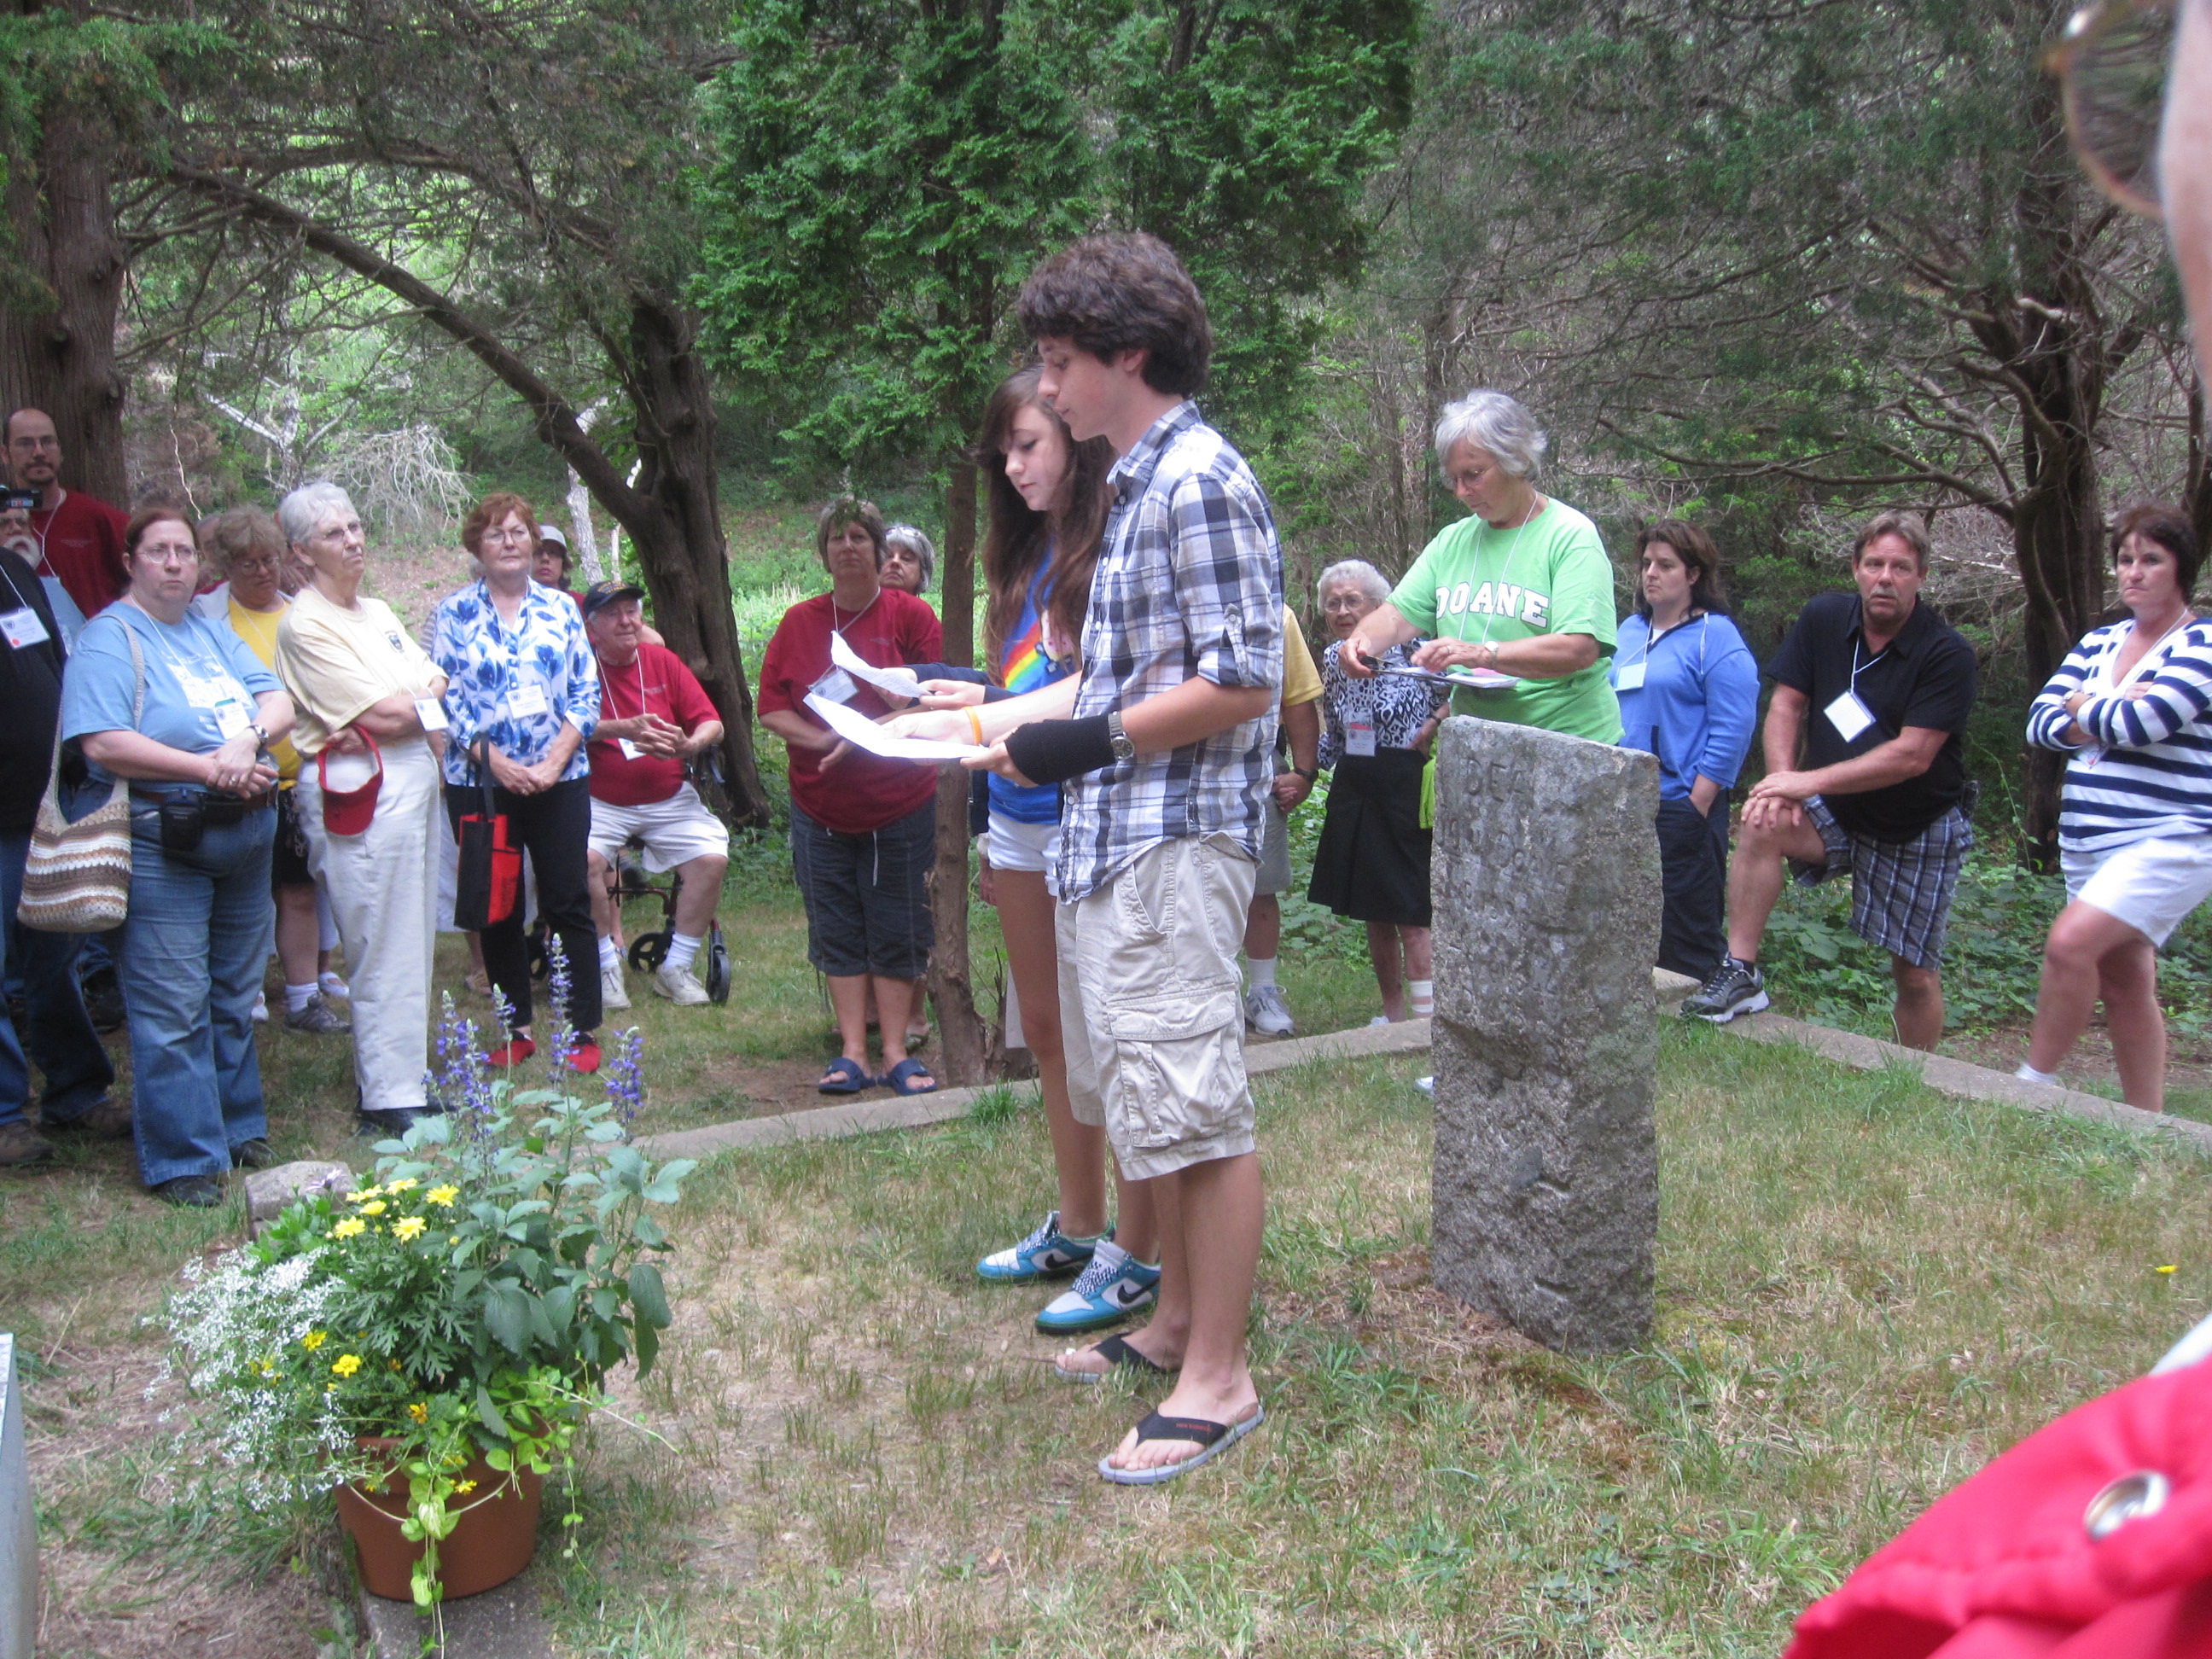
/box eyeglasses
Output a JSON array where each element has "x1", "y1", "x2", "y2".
[
  {"x1": 138, "y1": 542, "x2": 199, "y2": 564},
  {"x1": 2047, "y1": 0, "x2": 2176, "y2": 218},
  {"x1": 480, "y1": 525, "x2": 535, "y2": 546}
]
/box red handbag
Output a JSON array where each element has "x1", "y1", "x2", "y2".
[
  {"x1": 1786, "y1": 1352, "x2": 2212, "y2": 1659},
  {"x1": 452, "y1": 741, "x2": 521, "y2": 929}
]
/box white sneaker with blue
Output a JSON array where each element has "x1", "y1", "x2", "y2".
[
  {"x1": 976, "y1": 1211, "x2": 1103, "y2": 1284},
  {"x1": 1035, "y1": 1238, "x2": 1162, "y2": 1335}
]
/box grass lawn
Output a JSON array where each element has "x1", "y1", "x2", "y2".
[{"x1": 14, "y1": 1019, "x2": 2209, "y2": 1652}]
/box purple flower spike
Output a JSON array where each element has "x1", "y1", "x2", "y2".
[
  {"x1": 604, "y1": 1028, "x2": 646, "y2": 1126},
  {"x1": 544, "y1": 936, "x2": 579, "y2": 1073}
]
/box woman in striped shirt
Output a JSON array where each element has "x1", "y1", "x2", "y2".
[{"x1": 2020, "y1": 505, "x2": 2212, "y2": 1109}]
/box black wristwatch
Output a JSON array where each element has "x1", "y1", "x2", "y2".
[
  {"x1": 1292, "y1": 765, "x2": 1318, "y2": 783},
  {"x1": 1107, "y1": 708, "x2": 1136, "y2": 762}
]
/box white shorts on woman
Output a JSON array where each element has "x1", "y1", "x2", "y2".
[
  {"x1": 985, "y1": 812, "x2": 1060, "y2": 899},
  {"x1": 2062, "y1": 834, "x2": 2212, "y2": 947}
]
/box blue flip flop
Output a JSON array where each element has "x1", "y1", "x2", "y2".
[
  {"x1": 883, "y1": 1056, "x2": 938, "y2": 1096},
  {"x1": 817, "y1": 1057, "x2": 874, "y2": 1095}
]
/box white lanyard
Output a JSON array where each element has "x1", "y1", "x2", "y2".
[
  {"x1": 1466, "y1": 498, "x2": 1540, "y2": 648},
  {"x1": 830, "y1": 591, "x2": 880, "y2": 637},
  {"x1": 2093, "y1": 614, "x2": 2194, "y2": 693}
]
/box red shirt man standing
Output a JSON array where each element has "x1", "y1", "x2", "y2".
[{"x1": 4, "y1": 408, "x2": 128, "y2": 633}]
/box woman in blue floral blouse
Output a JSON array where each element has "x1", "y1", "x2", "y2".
[{"x1": 432, "y1": 492, "x2": 604, "y2": 1070}]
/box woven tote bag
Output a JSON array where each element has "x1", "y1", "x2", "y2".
[{"x1": 17, "y1": 626, "x2": 143, "y2": 934}]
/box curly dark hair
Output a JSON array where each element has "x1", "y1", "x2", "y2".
[{"x1": 1016, "y1": 234, "x2": 1212, "y2": 396}]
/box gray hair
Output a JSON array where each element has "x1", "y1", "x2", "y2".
[
  {"x1": 884, "y1": 522, "x2": 935, "y2": 591},
  {"x1": 1317, "y1": 559, "x2": 1391, "y2": 603},
  {"x1": 1434, "y1": 389, "x2": 1547, "y2": 478},
  {"x1": 277, "y1": 481, "x2": 359, "y2": 547}
]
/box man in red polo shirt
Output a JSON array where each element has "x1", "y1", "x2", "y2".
[
  {"x1": 582, "y1": 579, "x2": 729, "y2": 1009},
  {"x1": 4, "y1": 408, "x2": 127, "y2": 638}
]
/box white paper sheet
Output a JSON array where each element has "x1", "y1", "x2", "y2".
[
  {"x1": 829, "y1": 629, "x2": 928, "y2": 700},
  {"x1": 805, "y1": 692, "x2": 987, "y2": 762}
]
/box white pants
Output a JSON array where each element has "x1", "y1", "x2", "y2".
[{"x1": 298, "y1": 738, "x2": 441, "y2": 1115}]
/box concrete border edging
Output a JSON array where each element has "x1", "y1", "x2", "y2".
[{"x1": 632, "y1": 1017, "x2": 1434, "y2": 1161}]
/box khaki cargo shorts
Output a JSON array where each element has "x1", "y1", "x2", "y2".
[{"x1": 1057, "y1": 835, "x2": 1259, "y2": 1182}]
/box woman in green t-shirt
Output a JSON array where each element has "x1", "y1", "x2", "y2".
[{"x1": 1339, "y1": 390, "x2": 1622, "y2": 745}]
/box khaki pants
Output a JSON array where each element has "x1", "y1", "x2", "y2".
[
  {"x1": 297, "y1": 737, "x2": 440, "y2": 1115},
  {"x1": 1057, "y1": 835, "x2": 1258, "y2": 1182}
]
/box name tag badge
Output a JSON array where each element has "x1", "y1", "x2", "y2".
[
  {"x1": 1, "y1": 606, "x2": 49, "y2": 649},
  {"x1": 617, "y1": 738, "x2": 644, "y2": 761},
  {"x1": 1345, "y1": 719, "x2": 1378, "y2": 758},
  {"x1": 1615, "y1": 661, "x2": 1647, "y2": 692},
  {"x1": 811, "y1": 666, "x2": 859, "y2": 706},
  {"x1": 213, "y1": 701, "x2": 252, "y2": 740},
  {"x1": 1825, "y1": 689, "x2": 1877, "y2": 742},
  {"x1": 179, "y1": 669, "x2": 235, "y2": 710},
  {"x1": 508, "y1": 681, "x2": 550, "y2": 719},
  {"x1": 413, "y1": 696, "x2": 450, "y2": 732}
]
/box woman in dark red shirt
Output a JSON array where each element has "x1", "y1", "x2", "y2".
[{"x1": 756, "y1": 498, "x2": 943, "y2": 1095}]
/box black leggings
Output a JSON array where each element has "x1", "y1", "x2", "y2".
[{"x1": 446, "y1": 776, "x2": 600, "y2": 1036}]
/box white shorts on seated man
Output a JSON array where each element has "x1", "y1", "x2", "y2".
[{"x1": 580, "y1": 579, "x2": 729, "y2": 1008}]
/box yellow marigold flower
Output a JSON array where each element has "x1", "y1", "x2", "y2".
[
  {"x1": 331, "y1": 1353, "x2": 363, "y2": 1377},
  {"x1": 385, "y1": 1177, "x2": 418, "y2": 1193},
  {"x1": 408, "y1": 1402, "x2": 428, "y2": 1423},
  {"x1": 426, "y1": 1185, "x2": 459, "y2": 1208},
  {"x1": 358, "y1": 1200, "x2": 387, "y2": 1217},
  {"x1": 302, "y1": 1330, "x2": 328, "y2": 1351},
  {"x1": 393, "y1": 1216, "x2": 428, "y2": 1242},
  {"x1": 330, "y1": 1217, "x2": 366, "y2": 1239},
  {"x1": 455, "y1": 1481, "x2": 477, "y2": 1494}
]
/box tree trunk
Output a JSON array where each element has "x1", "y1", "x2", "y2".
[
  {"x1": 927, "y1": 457, "x2": 988, "y2": 1086},
  {"x1": 625, "y1": 298, "x2": 771, "y2": 826},
  {"x1": 1, "y1": 84, "x2": 127, "y2": 506}
]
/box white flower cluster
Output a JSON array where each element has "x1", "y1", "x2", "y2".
[{"x1": 157, "y1": 1245, "x2": 353, "y2": 1505}]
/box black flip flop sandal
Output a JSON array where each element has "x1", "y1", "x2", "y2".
[
  {"x1": 1098, "y1": 1406, "x2": 1265, "y2": 1485},
  {"x1": 1054, "y1": 1332, "x2": 1177, "y2": 1384}
]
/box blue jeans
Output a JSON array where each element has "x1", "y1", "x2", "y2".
[
  {"x1": 115, "y1": 805, "x2": 274, "y2": 1184},
  {"x1": 0, "y1": 830, "x2": 116, "y2": 1130}
]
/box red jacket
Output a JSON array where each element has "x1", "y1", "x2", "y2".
[{"x1": 1788, "y1": 1357, "x2": 2212, "y2": 1658}]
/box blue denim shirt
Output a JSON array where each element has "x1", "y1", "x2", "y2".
[{"x1": 430, "y1": 580, "x2": 599, "y2": 786}]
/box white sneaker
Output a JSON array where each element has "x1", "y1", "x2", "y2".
[
  {"x1": 1245, "y1": 983, "x2": 1295, "y2": 1036},
  {"x1": 650, "y1": 960, "x2": 708, "y2": 1006},
  {"x1": 251, "y1": 991, "x2": 269, "y2": 1022},
  {"x1": 318, "y1": 973, "x2": 351, "y2": 1003},
  {"x1": 600, "y1": 961, "x2": 631, "y2": 1010}
]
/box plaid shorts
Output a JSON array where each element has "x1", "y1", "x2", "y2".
[{"x1": 1790, "y1": 796, "x2": 1974, "y2": 969}]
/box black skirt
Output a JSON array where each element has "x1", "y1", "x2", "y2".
[{"x1": 1307, "y1": 747, "x2": 1432, "y2": 927}]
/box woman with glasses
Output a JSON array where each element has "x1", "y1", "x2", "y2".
[
  {"x1": 1611, "y1": 521, "x2": 1761, "y2": 981},
  {"x1": 59, "y1": 507, "x2": 296, "y2": 1205},
  {"x1": 201, "y1": 507, "x2": 352, "y2": 1036},
  {"x1": 432, "y1": 493, "x2": 604, "y2": 1071},
  {"x1": 1308, "y1": 560, "x2": 1448, "y2": 1023}
]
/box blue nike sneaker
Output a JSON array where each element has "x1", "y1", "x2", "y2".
[
  {"x1": 1035, "y1": 1239, "x2": 1161, "y2": 1334},
  {"x1": 976, "y1": 1211, "x2": 1103, "y2": 1284}
]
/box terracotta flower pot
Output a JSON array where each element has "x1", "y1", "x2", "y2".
[{"x1": 335, "y1": 1438, "x2": 544, "y2": 1602}]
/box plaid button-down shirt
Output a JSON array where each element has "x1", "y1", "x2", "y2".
[{"x1": 1057, "y1": 402, "x2": 1284, "y2": 903}]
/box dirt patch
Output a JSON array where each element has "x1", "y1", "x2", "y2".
[{"x1": 26, "y1": 1343, "x2": 335, "y2": 1659}]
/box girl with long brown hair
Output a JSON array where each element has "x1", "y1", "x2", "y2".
[{"x1": 919, "y1": 367, "x2": 1159, "y2": 1336}]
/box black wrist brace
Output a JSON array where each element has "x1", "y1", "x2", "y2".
[{"x1": 1004, "y1": 714, "x2": 1117, "y2": 785}]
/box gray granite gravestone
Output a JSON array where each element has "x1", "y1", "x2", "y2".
[
  {"x1": 1429, "y1": 715, "x2": 1662, "y2": 1351},
  {"x1": 1, "y1": 1335, "x2": 32, "y2": 1659}
]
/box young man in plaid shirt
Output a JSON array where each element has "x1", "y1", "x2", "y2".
[{"x1": 903, "y1": 234, "x2": 1281, "y2": 1481}]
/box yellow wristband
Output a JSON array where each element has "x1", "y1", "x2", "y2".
[{"x1": 967, "y1": 707, "x2": 984, "y2": 746}]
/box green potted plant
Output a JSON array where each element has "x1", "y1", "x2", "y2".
[{"x1": 162, "y1": 968, "x2": 692, "y2": 1610}]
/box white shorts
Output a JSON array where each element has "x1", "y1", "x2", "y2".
[
  {"x1": 2062, "y1": 834, "x2": 2212, "y2": 948},
  {"x1": 985, "y1": 812, "x2": 1060, "y2": 898},
  {"x1": 588, "y1": 783, "x2": 731, "y2": 873}
]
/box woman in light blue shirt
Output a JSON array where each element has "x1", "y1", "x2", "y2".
[
  {"x1": 431, "y1": 492, "x2": 603, "y2": 1070},
  {"x1": 1611, "y1": 521, "x2": 1761, "y2": 978},
  {"x1": 61, "y1": 506, "x2": 296, "y2": 1205}
]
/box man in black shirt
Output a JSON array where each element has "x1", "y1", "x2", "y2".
[
  {"x1": 0, "y1": 509, "x2": 122, "y2": 1166},
  {"x1": 1683, "y1": 513, "x2": 1979, "y2": 1048}
]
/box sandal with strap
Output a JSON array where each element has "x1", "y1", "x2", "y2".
[
  {"x1": 817, "y1": 1057, "x2": 874, "y2": 1095},
  {"x1": 883, "y1": 1056, "x2": 937, "y2": 1096},
  {"x1": 1098, "y1": 1405, "x2": 1266, "y2": 1486},
  {"x1": 1055, "y1": 1332, "x2": 1177, "y2": 1384}
]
